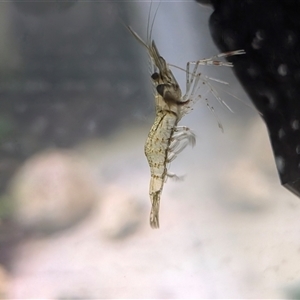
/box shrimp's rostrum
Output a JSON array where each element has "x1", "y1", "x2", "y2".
[{"x1": 127, "y1": 10, "x2": 245, "y2": 229}]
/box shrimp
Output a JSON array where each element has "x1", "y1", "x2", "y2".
[{"x1": 127, "y1": 6, "x2": 245, "y2": 228}]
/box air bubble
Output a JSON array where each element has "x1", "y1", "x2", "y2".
[
  {"x1": 278, "y1": 128, "x2": 285, "y2": 139},
  {"x1": 285, "y1": 31, "x2": 296, "y2": 47},
  {"x1": 278, "y1": 64, "x2": 288, "y2": 76},
  {"x1": 256, "y1": 30, "x2": 265, "y2": 40},
  {"x1": 251, "y1": 30, "x2": 265, "y2": 50},
  {"x1": 260, "y1": 89, "x2": 277, "y2": 109},
  {"x1": 275, "y1": 156, "x2": 285, "y2": 173},
  {"x1": 291, "y1": 119, "x2": 299, "y2": 130},
  {"x1": 247, "y1": 65, "x2": 260, "y2": 78}
]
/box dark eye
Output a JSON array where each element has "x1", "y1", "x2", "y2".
[
  {"x1": 156, "y1": 84, "x2": 165, "y2": 96},
  {"x1": 151, "y1": 72, "x2": 159, "y2": 81}
]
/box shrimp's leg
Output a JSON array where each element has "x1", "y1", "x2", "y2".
[
  {"x1": 167, "y1": 151, "x2": 177, "y2": 163},
  {"x1": 172, "y1": 126, "x2": 196, "y2": 148},
  {"x1": 193, "y1": 50, "x2": 246, "y2": 67},
  {"x1": 185, "y1": 49, "x2": 245, "y2": 100},
  {"x1": 167, "y1": 172, "x2": 184, "y2": 181},
  {"x1": 184, "y1": 66, "x2": 234, "y2": 115},
  {"x1": 167, "y1": 126, "x2": 196, "y2": 163},
  {"x1": 190, "y1": 49, "x2": 246, "y2": 83}
]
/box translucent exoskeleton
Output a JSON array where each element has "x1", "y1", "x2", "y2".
[{"x1": 127, "y1": 5, "x2": 245, "y2": 228}]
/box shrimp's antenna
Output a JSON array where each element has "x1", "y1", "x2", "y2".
[
  {"x1": 146, "y1": 1, "x2": 154, "y2": 46},
  {"x1": 146, "y1": 1, "x2": 152, "y2": 45},
  {"x1": 148, "y1": 1, "x2": 161, "y2": 45}
]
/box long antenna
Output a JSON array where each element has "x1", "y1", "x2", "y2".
[{"x1": 149, "y1": 1, "x2": 161, "y2": 46}]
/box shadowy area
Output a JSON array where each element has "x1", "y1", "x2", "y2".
[
  {"x1": 196, "y1": 0, "x2": 300, "y2": 196},
  {"x1": 0, "y1": 1, "x2": 147, "y2": 191},
  {"x1": 0, "y1": 1, "x2": 147, "y2": 271}
]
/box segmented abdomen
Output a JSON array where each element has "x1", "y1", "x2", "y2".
[{"x1": 144, "y1": 110, "x2": 178, "y2": 228}]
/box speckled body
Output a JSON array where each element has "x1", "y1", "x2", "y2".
[
  {"x1": 127, "y1": 23, "x2": 244, "y2": 229},
  {"x1": 127, "y1": 26, "x2": 195, "y2": 228},
  {"x1": 145, "y1": 94, "x2": 182, "y2": 228}
]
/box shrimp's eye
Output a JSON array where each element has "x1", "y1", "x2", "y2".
[
  {"x1": 151, "y1": 72, "x2": 159, "y2": 81},
  {"x1": 156, "y1": 84, "x2": 165, "y2": 97}
]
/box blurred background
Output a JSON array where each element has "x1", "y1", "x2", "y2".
[{"x1": 0, "y1": 1, "x2": 300, "y2": 298}]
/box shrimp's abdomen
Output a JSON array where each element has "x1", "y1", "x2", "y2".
[{"x1": 144, "y1": 110, "x2": 177, "y2": 228}]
